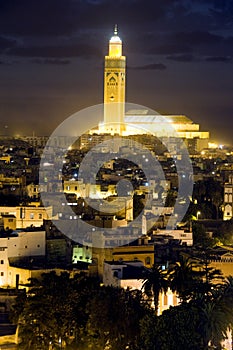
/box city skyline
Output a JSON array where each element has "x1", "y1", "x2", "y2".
[{"x1": 0, "y1": 0, "x2": 233, "y2": 144}]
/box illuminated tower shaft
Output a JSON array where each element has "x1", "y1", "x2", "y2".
[{"x1": 104, "y1": 26, "x2": 126, "y2": 135}]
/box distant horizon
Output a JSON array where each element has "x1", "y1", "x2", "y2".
[{"x1": 0, "y1": 131, "x2": 232, "y2": 148}]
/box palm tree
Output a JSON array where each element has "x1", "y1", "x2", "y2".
[
  {"x1": 142, "y1": 265, "x2": 168, "y2": 315},
  {"x1": 196, "y1": 294, "x2": 231, "y2": 349},
  {"x1": 198, "y1": 251, "x2": 224, "y2": 300},
  {"x1": 168, "y1": 256, "x2": 203, "y2": 302},
  {"x1": 189, "y1": 275, "x2": 233, "y2": 350},
  {"x1": 221, "y1": 275, "x2": 233, "y2": 300}
]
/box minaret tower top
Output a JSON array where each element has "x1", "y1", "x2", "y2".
[
  {"x1": 109, "y1": 24, "x2": 122, "y2": 57},
  {"x1": 102, "y1": 25, "x2": 126, "y2": 135}
]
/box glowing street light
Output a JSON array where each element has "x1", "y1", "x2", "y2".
[{"x1": 197, "y1": 211, "x2": 201, "y2": 220}]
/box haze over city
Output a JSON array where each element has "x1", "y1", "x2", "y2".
[{"x1": 0, "y1": 0, "x2": 233, "y2": 143}]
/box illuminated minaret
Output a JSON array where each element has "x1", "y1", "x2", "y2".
[{"x1": 104, "y1": 25, "x2": 126, "y2": 135}]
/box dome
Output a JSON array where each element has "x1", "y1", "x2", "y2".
[{"x1": 110, "y1": 34, "x2": 122, "y2": 43}]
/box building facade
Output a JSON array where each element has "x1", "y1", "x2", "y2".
[
  {"x1": 223, "y1": 174, "x2": 233, "y2": 220},
  {"x1": 103, "y1": 25, "x2": 126, "y2": 135}
]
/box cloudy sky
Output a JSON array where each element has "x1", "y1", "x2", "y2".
[{"x1": 0, "y1": 0, "x2": 233, "y2": 143}]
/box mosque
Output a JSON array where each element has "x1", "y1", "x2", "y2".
[{"x1": 89, "y1": 26, "x2": 210, "y2": 153}]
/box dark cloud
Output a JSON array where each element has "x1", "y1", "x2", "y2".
[
  {"x1": 0, "y1": 1, "x2": 232, "y2": 61},
  {"x1": 0, "y1": 0, "x2": 79, "y2": 37},
  {"x1": 145, "y1": 30, "x2": 232, "y2": 58},
  {"x1": 129, "y1": 63, "x2": 167, "y2": 70},
  {"x1": 8, "y1": 44, "x2": 102, "y2": 59},
  {"x1": 173, "y1": 1, "x2": 233, "y2": 32},
  {"x1": 0, "y1": 0, "x2": 173, "y2": 38},
  {"x1": 166, "y1": 54, "x2": 195, "y2": 62},
  {"x1": 31, "y1": 58, "x2": 71, "y2": 65},
  {"x1": 69, "y1": 0, "x2": 175, "y2": 29},
  {"x1": 205, "y1": 56, "x2": 232, "y2": 62},
  {"x1": 174, "y1": 31, "x2": 222, "y2": 46},
  {"x1": 208, "y1": 2, "x2": 233, "y2": 30},
  {"x1": 0, "y1": 59, "x2": 12, "y2": 65},
  {"x1": 151, "y1": 44, "x2": 192, "y2": 55},
  {"x1": 225, "y1": 36, "x2": 233, "y2": 50},
  {"x1": 0, "y1": 36, "x2": 16, "y2": 53}
]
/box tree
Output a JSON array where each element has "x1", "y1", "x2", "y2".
[
  {"x1": 194, "y1": 289, "x2": 233, "y2": 350},
  {"x1": 142, "y1": 265, "x2": 168, "y2": 314},
  {"x1": 12, "y1": 272, "x2": 100, "y2": 350},
  {"x1": 12, "y1": 273, "x2": 148, "y2": 350},
  {"x1": 168, "y1": 256, "x2": 203, "y2": 302},
  {"x1": 193, "y1": 181, "x2": 206, "y2": 205},
  {"x1": 165, "y1": 189, "x2": 176, "y2": 207},
  {"x1": 192, "y1": 222, "x2": 214, "y2": 249},
  {"x1": 140, "y1": 278, "x2": 233, "y2": 350},
  {"x1": 192, "y1": 179, "x2": 223, "y2": 220},
  {"x1": 140, "y1": 303, "x2": 201, "y2": 350},
  {"x1": 197, "y1": 251, "x2": 224, "y2": 300},
  {"x1": 84, "y1": 286, "x2": 148, "y2": 350},
  {"x1": 133, "y1": 194, "x2": 145, "y2": 218},
  {"x1": 215, "y1": 219, "x2": 233, "y2": 245},
  {"x1": 206, "y1": 179, "x2": 223, "y2": 220}
]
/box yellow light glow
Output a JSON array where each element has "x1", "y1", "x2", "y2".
[
  {"x1": 109, "y1": 43, "x2": 122, "y2": 57},
  {"x1": 208, "y1": 142, "x2": 218, "y2": 149}
]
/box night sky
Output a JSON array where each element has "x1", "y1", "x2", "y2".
[{"x1": 0, "y1": 0, "x2": 233, "y2": 143}]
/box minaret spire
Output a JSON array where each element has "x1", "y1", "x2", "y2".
[{"x1": 114, "y1": 24, "x2": 118, "y2": 35}]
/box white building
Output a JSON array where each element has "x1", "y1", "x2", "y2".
[
  {"x1": 153, "y1": 229, "x2": 193, "y2": 246},
  {"x1": 223, "y1": 174, "x2": 233, "y2": 220},
  {"x1": 0, "y1": 230, "x2": 45, "y2": 287},
  {"x1": 63, "y1": 180, "x2": 117, "y2": 199},
  {"x1": 103, "y1": 260, "x2": 179, "y2": 315}
]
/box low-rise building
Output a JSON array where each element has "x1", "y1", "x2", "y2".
[
  {"x1": 0, "y1": 205, "x2": 52, "y2": 229},
  {"x1": 103, "y1": 260, "x2": 179, "y2": 315},
  {"x1": 153, "y1": 228, "x2": 193, "y2": 246},
  {"x1": 0, "y1": 230, "x2": 45, "y2": 287}
]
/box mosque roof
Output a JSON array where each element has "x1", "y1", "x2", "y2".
[{"x1": 125, "y1": 110, "x2": 193, "y2": 124}]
